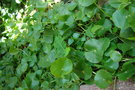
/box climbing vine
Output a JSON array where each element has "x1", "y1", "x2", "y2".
[{"x1": 0, "y1": 0, "x2": 135, "y2": 89}]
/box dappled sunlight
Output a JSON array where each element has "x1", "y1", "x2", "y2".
[{"x1": 0, "y1": 0, "x2": 135, "y2": 90}]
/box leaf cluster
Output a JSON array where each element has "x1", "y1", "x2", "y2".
[{"x1": 0, "y1": 0, "x2": 135, "y2": 89}]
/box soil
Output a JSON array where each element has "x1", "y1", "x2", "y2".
[{"x1": 80, "y1": 79, "x2": 135, "y2": 90}]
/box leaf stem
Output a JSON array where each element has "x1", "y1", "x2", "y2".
[
  {"x1": 92, "y1": 72, "x2": 96, "y2": 75},
  {"x1": 94, "y1": 2, "x2": 111, "y2": 18}
]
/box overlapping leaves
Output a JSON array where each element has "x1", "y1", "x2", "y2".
[{"x1": 0, "y1": 0, "x2": 135, "y2": 89}]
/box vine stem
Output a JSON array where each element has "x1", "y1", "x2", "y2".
[
  {"x1": 113, "y1": 77, "x2": 117, "y2": 90},
  {"x1": 94, "y1": 2, "x2": 111, "y2": 18}
]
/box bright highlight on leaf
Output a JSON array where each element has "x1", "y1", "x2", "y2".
[
  {"x1": 15, "y1": 0, "x2": 22, "y2": 4},
  {"x1": 110, "y1": 51, "x2": 122, "y2": 62}
]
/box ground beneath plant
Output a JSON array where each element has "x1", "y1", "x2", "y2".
[{"x1": 80, "y1": 79, "x2": 135, "y2": 90}]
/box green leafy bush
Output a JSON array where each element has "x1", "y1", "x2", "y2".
[{"x1": 0, "y1": 0, "x2": 135, "y2": 89}]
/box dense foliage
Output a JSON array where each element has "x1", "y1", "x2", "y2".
[{"x1": 0, "y1": 0, "x2": 135, "y2": 89}]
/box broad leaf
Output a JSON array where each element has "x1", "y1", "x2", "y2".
[
  {"x1": 120, "y1": 28, "x2": 135, "y2": 39},
  {"x1": 104, "y1": 59, "x2": 119, "y2": 71},
  {"x1": 38, "y1": 50, "x2": 55, "y2": 68},
  {"x1": 112, "y1": 10, "x2": 127, "y2": 29},
  {"x1": 118, "y1": 59, "x2": 135, "y2": 80},
  {"x1": 16, "y1": 61, "x2": 28, "y2": 77},
  {"x1": 117, "y1": 43, "x2": 132, "y2": 54},
  {"x1": 85, "y1": 51, "x2": 102, "y2": 63},
  {"x1": 94, "y1": 70, "x2": 113, "y2": 88},
  {"x1": 127, "y1": 13, "x2": 135, "y2": 32},
  {"x1": 50, "y1": 57, "x2": 73, "y2": 77},
  {"x1": 110, "y1": 51, "x2": 122, "y2": 62},
  {"x1": 84, "y1": 38, "x2": 110, "y2": 55},
  {"x1": 83, "y1": 64, "x2": 92, "y2": 80},
  {"x1": 54, "y1": 36, "x2": 67, "y2": 58},
  {"x1": 77, "y1": 0, "x2": 96, "y2": 7}
]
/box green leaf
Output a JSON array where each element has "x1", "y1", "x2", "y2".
[
  {"x1": 85, "y1": 5, "x2": 98, "y2": 18},
  {"x1": 65, "y1": 15, "x2": 75, "y2": 27},
  {"x1": 118, "y1": 60, "x2": 135, "y2": 80},
  {"x1": 71, "y1": 84, "x2": 80, "y2": 90},
  {"x1": 29, "y1": 54, "x2": 37, "y2": 67},
  {"x1": 43, "y1": 30, "x2": 53, "y2": 44},
  {"x1": 84, "y1": 38, "x2": 110, "y2": 55},
  {"x1": 75, "y1": 63, "x2": 93, "y2": 80},
  {"x1": 41, "y1": 81, "x2": 49, "y2": 89},
  {"x1": 110, "y1": 51, "x2": 122, "y2": 62},
  {"x1": 68, "y1": 38, "x2": 74, "y2": 45},
  {"x1": 54, "y1": 36, "x2": 67, "y2": 58},
  {"x1": 38, "y1": 51, "x2": 55, "y2": 68},
  {"x1": 42, "y1": 43, "x2": 51, "y2": 54},
  {"x1": 77, "y1": 0, "x2": 96, "y2": 7},
  {"x1": 86, "y1": 25, "x2": 103, "y2": 37},
  {"x1": 104, "y1": 59, "x2": 119, "y2": 71},
  {"x1": 86, "y1": 25, "x2": 94, "y2": 37},
  {"x1": 71, "y1": 73, "x2": 80, "y2": 82},
  {"x1": 73, "y1": 33, "x2": 80, "y2": 39},
  {"x1": 127, "y1": 37, "x2": 135, "y2": 41},
  {"x1": 120, "y1": 28, "x2": 135, "y2": 39},
  {"x1": 85, "y1": 51, "x2": 102, "y2": 63},
  {"x1": 94, "y1": 70, "x2": 113, "y2": 88},
  {"x1": 36, "y1": 0, "x2": 48, "y2": 10},
  {"x1": 127, "y1": 13, "x2": 135, "y2": 32},
  {"x1": 16, "y1": 61, "x2": 28, "y2": 77},
  {"x1": 117, "y1": 43, "x2": 132, "y2": 53},
  {"x1": 83, "y1": 64, "x2": 92, "y2": 80},
  {"x1": 84, "y1": 38, "x2": 110, "y2": 63},
  {"x1": 103, "y1": 19, "x2": 112, "y2": 30},
  {"x1": 67, "y1": 1, "x2": 77, "y2": 11},
  {"x1": 103, "y1": 3, "x2": 115, "y2": 16},
  {"x1": 108, "y1": 0, "x2": 121, "y2": 8},
  {"x1": 8, "y1": 77, "x2": 18, "y2": 88},
  {"x1": 50, "y1": 57, "x2": 73, "y2": 77},
  {"x1": 56, "y1": 3, "x2": 71, "y2": 16},
  {"x1": 91, "y1": 25, "x2": 103, "y2": 33},
  {"x1": 9, "y1": 46, "x2": 19, "y2": 55},
  {"x1": 112, "y1": 10, "x2": 127, "y2": 29},
  {"x1": 109, "y1": 0, "x2": 130, "y2": 9}
]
